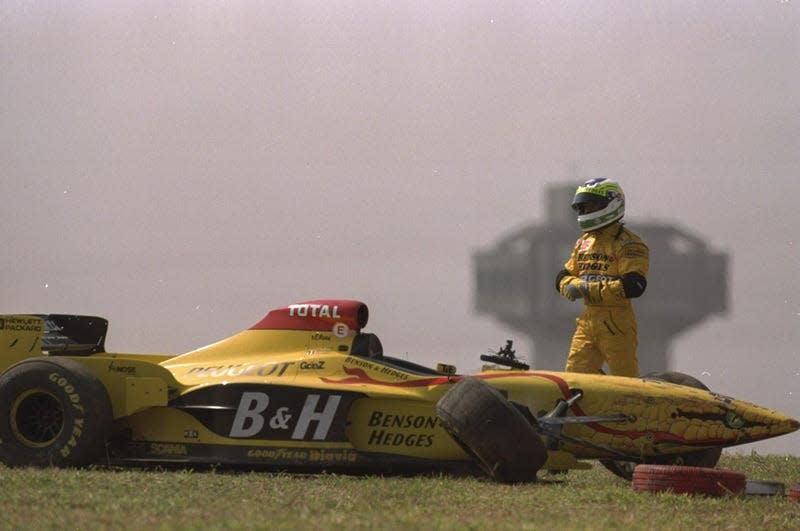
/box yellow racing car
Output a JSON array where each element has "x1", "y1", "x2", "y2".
[{"x1": 0, "y1": 299, "x2": 796, "y2": 482}]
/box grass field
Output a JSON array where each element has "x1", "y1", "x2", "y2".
[{"x1": 1, "y1": 453, "x2": 799, "y2": 530}]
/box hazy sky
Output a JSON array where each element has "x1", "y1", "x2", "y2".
[{"x1": 2, "y1": 2, "x2": 798, "y2": 454}]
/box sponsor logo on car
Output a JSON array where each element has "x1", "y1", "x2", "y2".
[
  {"x1": 108, "y1": 361, "x2": 136, "y2": 375},
  {"x1": 0, "y1": 317, "x2": 43, "y2": 332},
  {"x1": 288, "y1": 303, "x2": 341, "y2": 318},
  {"x1": 185, "y1": 361, "x2": 295, "y2": 378},
  {"x1": 366, "y1": 411, "x2": 440, "y2": 448},
  {"x1": 150, "y1": 443, "x2": 188, "y2": 456},
  {"x1": 246, "y1": 447, "x2": 357, "y2": 463},
  {"x1": 230, "y1": 392, "x2": 342, "y2": 440}
]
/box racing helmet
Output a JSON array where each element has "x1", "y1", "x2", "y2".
[{"x1": 571, "y1": 177, "x2": 625, "y2": 231}]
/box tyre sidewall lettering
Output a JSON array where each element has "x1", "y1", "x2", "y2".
[
  {"x1": 48, "y1": 372, "x2": 87, "y2": 415},
  {"x1": 0, "y1": 359, "x2": 111, "y2": 466},
  {"x1": 3, "y1": 372, "x2": 87, "y2": 459},
  {"x1": 40, "y1": 371, "x2": 88, "y2": 459}
]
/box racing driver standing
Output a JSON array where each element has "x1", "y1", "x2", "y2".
[{"x1": 555, "y1": 178, "x2": 649, "y2": 377}]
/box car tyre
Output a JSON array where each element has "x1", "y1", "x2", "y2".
[
  {"x1": 436, "y1": 376, "x2": 547, "y2": 483},
  {"x1": 0, "y1": 357, "x2": 113, "y2": 467}
]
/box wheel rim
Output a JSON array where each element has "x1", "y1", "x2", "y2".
[{"x1": 10, "y1": 388, "x2": 65, "y2": 447}]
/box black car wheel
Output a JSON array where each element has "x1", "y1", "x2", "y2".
[
  {"x1": 436, "y1": 377, "x2": 547, "y2": 483},
  {"x1": 0, "y1": 357, "x2": 113, "y2": 467},
  {"x1": 600, "y1": 371, "x2": 723, "y2": 480}
]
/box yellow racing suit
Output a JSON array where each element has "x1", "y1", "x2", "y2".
[{"x1": 555, "y1": 221, "x2": 649, "y2": 377}]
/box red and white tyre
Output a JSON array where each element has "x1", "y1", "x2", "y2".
[
  {"x1": 789, "y1": 484, "x2": 800, "y2": 502},
  {"x1": 632, "y1": 464, "x2": 746, "y2": 496}
]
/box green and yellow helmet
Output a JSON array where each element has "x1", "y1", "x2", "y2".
[{"x1": 571, "y1": 177, "x2": 625, "y2": 231}]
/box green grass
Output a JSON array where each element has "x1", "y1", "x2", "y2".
[{"x1": 1, "y1": 454, "x2": 799, "y2": 530}]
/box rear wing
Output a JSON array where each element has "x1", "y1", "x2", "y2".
[
  {"x1": 0, "y1": 314, "x2": 107, "y2": 357},
  {"x1": 38, "y1": 314, "x2": 108, "y2": 355}
]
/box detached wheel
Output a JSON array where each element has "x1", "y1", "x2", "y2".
[
  {"x1": 600, "y1": 371, "x2": 723, "y2": 480},
  {"x1": 0, "y1": 357, "x2": 113, "y2": 467},
  {"x1": 632, "y1": 464, "x2": 746, "y2": 496},
  {"x1": 436, "y1": 377, "x2": 547, "y2": 483}
]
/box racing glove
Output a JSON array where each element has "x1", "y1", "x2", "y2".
[
  {"x1": 563, "y1": 282, "x2": 583, "y2": 301},
  {"x1": 559, "y1": 277, "x2": 603, "y2": 303},
  {"x1": 559, "y1": 278, "x2": 586, "y2": 301}
]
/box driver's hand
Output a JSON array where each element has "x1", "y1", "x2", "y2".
[
  {"x1": 561, "y1": 279, "x2": 604, "y2": 302},
  {"x1": 561, "y1": 279, "x2": 585, "y2": 301},
  {"x1": 564, "y1": 283, "x2": 584, "y2": 301}
]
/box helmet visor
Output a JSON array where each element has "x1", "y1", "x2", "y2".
[{"x1": 571, "y1": 194, "x2": 609, "y2": 214}]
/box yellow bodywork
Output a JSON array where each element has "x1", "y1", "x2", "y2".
[{"x1": 1, "y1": 306, "x2": 797, "y2": 472}]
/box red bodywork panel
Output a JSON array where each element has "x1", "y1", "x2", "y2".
[{"x1": 250, "y1": 299, "x2": 368, "y2": 334}]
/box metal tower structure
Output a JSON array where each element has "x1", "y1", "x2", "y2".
[{"x1": 473, "y1": 184, "x2": 728, "y2": 374}]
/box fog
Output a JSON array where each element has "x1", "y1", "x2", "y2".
[{"x1": 1, "y1": 2, "x2": 798, "y2": 454}]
